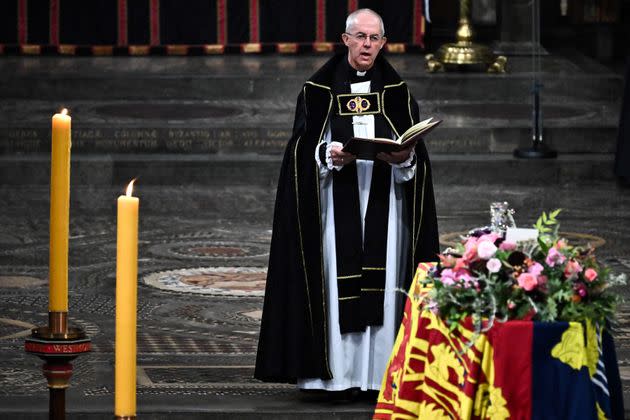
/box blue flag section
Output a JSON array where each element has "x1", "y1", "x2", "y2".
[
  {"x1": 602, "y1": 326, "x2": 625, "y2": 420},
  {"x1": 532, "y1": 322, "x2": 623, "y2": 420}
]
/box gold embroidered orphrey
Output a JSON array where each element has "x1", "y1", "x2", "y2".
[{"x1": 336, "y1": 92, "x2": 381, "y2": 116}]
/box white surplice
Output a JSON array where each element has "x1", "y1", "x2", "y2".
[{"x1": 298, "y1": 80, "x2": 415, "y2": 391}]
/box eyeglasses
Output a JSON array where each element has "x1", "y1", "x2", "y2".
[{"x1": 345, "y1": 32, "x2": 384, "y2": 43}]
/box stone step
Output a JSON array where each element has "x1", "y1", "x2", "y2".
[
  {"x1": 0, "y1": 100, "x2": 619, "y2": 155},
  {"x1": 0, "y1": 56, "x2": 622, "y2": 102},
  {"x1": 1, "y1": 153, "x2": 616, "y2": 187}
]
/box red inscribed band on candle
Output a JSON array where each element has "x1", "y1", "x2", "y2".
[
  {"x1": 249, "y1": 0, "x2": 259, "y2": 43},
  {"x1": 118, "y1": 0, "x2": 128, "y2": 46},
  {"x1": 25, "y1": 342, "x2": 91, "y2": 354}
]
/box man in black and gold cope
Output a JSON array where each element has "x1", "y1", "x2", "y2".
[{"x1": 255, "y1": 8, "x2": 439, "y2": 391}]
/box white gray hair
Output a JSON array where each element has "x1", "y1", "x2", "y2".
[{"x1": 345, "y1": 8, "x2": 385, "y2": 36}]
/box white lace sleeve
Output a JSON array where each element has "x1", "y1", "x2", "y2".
[
  {"x1": 315, "y1": 135, "x2": 344, "y2": 180},
  {"x1": 391, "y1": 149, "x2": 417, "y2": 183}
]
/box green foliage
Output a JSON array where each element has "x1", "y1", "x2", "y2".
[{"x1": 535, "y1": 208, "x2": 562, "y2": 252}]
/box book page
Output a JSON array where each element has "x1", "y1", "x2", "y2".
[
  {"x1": 342, "y1": 116, "x2": 442, "y2": 159},
  {"x1": 398, "y1": 118, "x2": 441, "y2": 144}
]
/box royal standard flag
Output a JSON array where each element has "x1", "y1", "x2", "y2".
[{"x1": 374, "y1": 264, "x2": 624, "y2": 420}]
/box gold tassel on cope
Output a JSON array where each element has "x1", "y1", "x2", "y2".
[
  {"x1": 49, "y1": 109, "x2": 71, "y2": 319},
  {"x1": 115, "y1": 180, "x2": 139, "y2": 418}
]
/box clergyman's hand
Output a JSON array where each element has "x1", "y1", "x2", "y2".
[
  {"x1": 376, "y1": 140, "x2": 417, "y2": 164},
  {"x1": 330, "y1": 144, "x2": 357, "y2": 166}
]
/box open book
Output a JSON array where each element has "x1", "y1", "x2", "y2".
[{"x1": 342, "y1": 117, "x2": 442, "y2": 160}]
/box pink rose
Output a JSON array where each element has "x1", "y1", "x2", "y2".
[
  {"x1": 464, "y1": 236, "x2": 478, "y2": 249},
  {"x1": 564, "y1": 260, "x2": 583, "y2": 279},
  {"x1": 463, "y1": 237, "x2": 478, "y2": 261},
  {"x1": 528, "y1": 262, "x2": 544, "y2": 276},
  {"x1": 517, "y1": 272, "x2": 538, "y2": 291},
  {"x1": 477, "y1": 240, "x2": 498, "y2": 259},
  {"x1": 499, "y1": 241, "x2": 517, "y2": 251},
  {"x1": 584, "y1": 268, "x2": 598, "y2": 282},
  {"x1": 440, "y1": 269, "x2": 456, "y2": 286},
  {"x1": 479, "y1": 233, "x2": 500, "y2": 244},
  {"x1": 486, "y1": 258, "x2": 502, "y2": 273},
  {"x1": 463, "y1": 247, "x2": 478, "y2": 262},
  {"x1": 545, "y1": 247, "x2": 566, "y2": 267},
  {"x1": 574, "y1": 282, "x2": 588, "y2": 297}
]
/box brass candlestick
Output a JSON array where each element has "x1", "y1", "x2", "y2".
[
  {"x1": 426, "y1": 0, "x2": 506, "y2": 73},
  {"x1": 25, "y1": 311, "x2": 91, "y2": 420}
]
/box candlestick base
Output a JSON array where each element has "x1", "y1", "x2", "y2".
[
  {"x1": 25, "y1": 322, "x2": 91, "y2": 419},
  {"x1": 49, "y1": 311, "x2": 68, "y2": 336},
  {"x1": 115, "y1": 416, "x2": 137, "y2": 420},
  {"x1": 30, "y1": 325, "x2": 86, "y2": 341}
]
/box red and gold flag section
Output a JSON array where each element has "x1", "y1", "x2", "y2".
[{"x1": 374, "y1": 264, "x2": 624, "y2": 419}]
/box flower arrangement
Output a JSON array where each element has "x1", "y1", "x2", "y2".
[{"x1": 424, "y1": 209, "x2": 627, "y2": 331}]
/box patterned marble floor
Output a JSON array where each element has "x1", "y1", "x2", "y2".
[{"x1": 0, "y1": 183, "x2": 629, "y2": 418}]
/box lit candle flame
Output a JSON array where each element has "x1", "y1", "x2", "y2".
[
  {"x1": 126, "y1": 179, "x2": 136, "y2": 197},
  {"x1": 61, "y1": 108, "x2": 68, "y2": 116}
]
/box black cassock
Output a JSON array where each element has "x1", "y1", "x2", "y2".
[
  {"x1": 254, "y1": 53, "x2": 439, "y2": 383},
  {"x1": 615, "y1": 58, "x2": 630, "y2": 181}
]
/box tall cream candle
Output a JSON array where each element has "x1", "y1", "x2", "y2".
[
  {"x1": 49, "y1": 109, "x2": 71, "y2": 313},
  {"x1": 115, "y1": 180, "x2": 139, "y2": 417}
]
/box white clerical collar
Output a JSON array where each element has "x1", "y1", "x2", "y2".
[{"x1": 356, "y1": 71, "x2": 366, "y2": 77}]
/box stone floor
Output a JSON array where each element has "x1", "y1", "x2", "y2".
[
  {"x1": 0, "y1": 50, "x2": 629, "y2": 418},
  {"x1": 1, "y1": 182, "x2": 630, "y2": 418}
]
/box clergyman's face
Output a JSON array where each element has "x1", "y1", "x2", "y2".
[{"x1": 342, "y1": 12, "x2": 386, "y2": 71}]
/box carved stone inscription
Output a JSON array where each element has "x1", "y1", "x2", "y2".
[
  {"x1": 2, "y1": 127, "x2": 292, "y2": 153},
  {"x1": 3, "y1": 129, "x2": 47, "y2": 152},
  {"x1": 110, "y1": 129, "x2": 158, "y2": 150}
]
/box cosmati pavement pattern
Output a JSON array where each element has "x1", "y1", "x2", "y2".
[{"x1": 0, "y1": 183, "x2": 629, "y2": 419}]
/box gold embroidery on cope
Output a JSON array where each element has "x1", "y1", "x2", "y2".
[
  {"x1": 336, "y1": 92, "x2": 381, "y2": 116},
  {"x1": 347, "y1": 96, "x2": 371, "y2": 113}
]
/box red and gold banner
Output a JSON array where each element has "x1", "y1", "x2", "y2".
[
  {"x1": 1, "y1": 0, "x2": 426, "y2": 54},
  {"x1": 117, "y1": 0, "x2": 127, "y2": 46},
  {"x1": 217, "y1": 0, "x2": 227, "y2": 46},
  {"x1": 149, "y1": 0, "x2": 160, "y2": 46},
  {"x1": 49, "y1": 0, "x2": 59, "y2": 45},
  {"x1": 18, "y1": 0, "x2": 27, "y2": 44}
]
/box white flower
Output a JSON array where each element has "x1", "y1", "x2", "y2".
[
  {"x1": 486, "y1": 258, "x2": 502, "y2": 273},
  {"x1": 477, "y1": 240, "x2": 498, "y2": 259}
]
